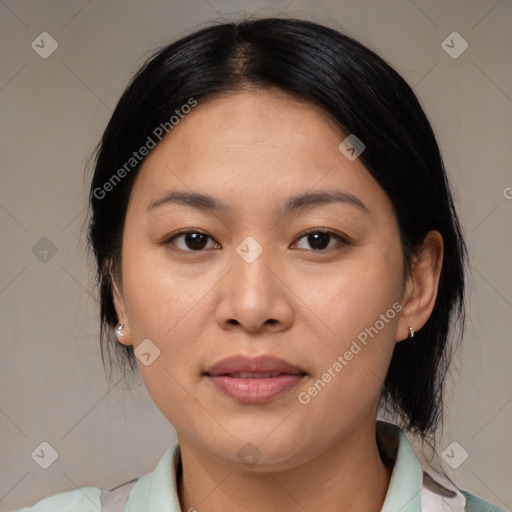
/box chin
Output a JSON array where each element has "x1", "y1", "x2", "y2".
[{"x1": 206, "y1": 431, "x2": 311, "y2": 471}]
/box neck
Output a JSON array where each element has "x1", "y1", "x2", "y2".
[{"x1": 177, "y1": 420, "x2": 392, "y2": 512}]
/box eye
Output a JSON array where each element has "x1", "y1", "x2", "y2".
[
  {"x1": 292, "y1": 229, "x2": 348, "y2": 251},
  {"x1": 165, "y1": 228, "x2": 348, "y2": 252},
  {"x1": 165, "y1": 229, "x2": 221, "y2": 251}
]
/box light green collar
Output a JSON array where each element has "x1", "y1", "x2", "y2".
[
  {"x1": 378, "y1": 421, "x2": 422, "y2": 512},
  {"x1": 126, "y1": 420, "x2": 422, "y2": 511},
  {"x1": 125, "y1": 441, "x2": 182, "y2": 512}
]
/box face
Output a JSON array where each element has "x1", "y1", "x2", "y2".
[{"x1": 113, "y1": 89, "x2": 411, "y2": 471}]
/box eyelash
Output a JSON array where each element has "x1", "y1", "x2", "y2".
[{"x1": 164, "y1": 228, "x2": 349, "y2": 252}]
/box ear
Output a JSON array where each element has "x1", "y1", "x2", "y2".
[
  {"x1": 396, "y1": 231, "x2": 443, "y2": 342},
  {"x1": 110, "y1": 263, "x2": 133, "y2": 347}
]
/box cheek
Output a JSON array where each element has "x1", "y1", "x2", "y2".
[
  {"x1": 121, "y1": 244, "x2": 208, "y2": 340},
  {"x1": 293, "y1": 265, "x2": 401, "y2": 441},
  {"x1": 298, "y1": 242, "x2": 404, "y2": 344},
  {"x1": 120, "y1": 245, "x2": 216, "y2": 412},
  {"x1": 290, "y1": 241, "x2": 403, "y2": 409},
  {"x1": 120, "y1": 246, "x2": 211, "y2": 427}
]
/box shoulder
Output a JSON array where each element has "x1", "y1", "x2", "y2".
[
  {"x1": 10, "y1": 442, "x2": 179, "y2": 512},
  {"x1": 460, "y1": 489, "x2": 508, "y2": 512},
  {"x1": 10, "y1": 486, "x2": 102, "y2": 512}
]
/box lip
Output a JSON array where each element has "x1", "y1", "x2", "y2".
[
  {"x1": 205, "y1": 355, "x2": 306, "y2": 403},
  {"x1": 206, "y1": 355, "x2": 305, "y2": 376}
]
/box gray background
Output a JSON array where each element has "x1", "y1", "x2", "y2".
[{"x1": 1, "y1": 0, "x2": 511, "y2": 510}]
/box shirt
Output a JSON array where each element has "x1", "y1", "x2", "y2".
[{"x1": 12, "y1": 420, "x2": 506, "y2": 511}]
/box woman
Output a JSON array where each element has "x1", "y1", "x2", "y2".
[{"x1": 14, "y1": 17, "x2": 505, "y2": 512}]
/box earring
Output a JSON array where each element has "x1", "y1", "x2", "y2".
[
  {"x1": 408, "y1": 327, "x2": 415, "y2": 339},
  {"x1": 116, "y1": 323, "x2": 125, "y2": 339}
]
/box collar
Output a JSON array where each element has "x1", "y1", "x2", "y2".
[
  {"x1": 376, "y1": 421, "x2": 465, "y2": 512},
  {"x1": 123, "y1": 420, "x2": 466, "y2": 511}
]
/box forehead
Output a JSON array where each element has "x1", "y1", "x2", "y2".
[
  {"x1": 166, "y1": 89, "x2": 346, "y2": 160},
  {"x1": 128, "y1": 89, "x2": 391, "y2": 219}
]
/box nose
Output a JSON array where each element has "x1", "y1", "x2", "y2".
[{"x1": 214, "y1": 240, "x2": 294, "y2": 334}]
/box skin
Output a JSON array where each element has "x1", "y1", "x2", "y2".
[{"x1": 112, "y1": 88, "x2": 443, "y2": 512}]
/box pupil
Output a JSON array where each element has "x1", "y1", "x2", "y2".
[
  {"x1": 309, "y1": 232, "x2": 329, "y2": 250},
  {"x1": 186, "y1": 233, "x2": 207, "y2": 250},
  {"x1": 183, "y1": 233, "x2": 330, "y2": 251}
]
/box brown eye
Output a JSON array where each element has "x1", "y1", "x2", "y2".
[
  {"x1": 293, "y1": 230, "x2": 348, "y2": 251},
  {"x1": 166, "y1": 230, "x2": 220, "y2": 251}
]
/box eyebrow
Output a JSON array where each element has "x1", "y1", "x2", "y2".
[{"x1": 146, "y1": 189, "x2": 369, "y2": 215}]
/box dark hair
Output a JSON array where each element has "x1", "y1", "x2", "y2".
[{"x1": 86, "y1": 17, "x2": 467, "y2": 439}]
